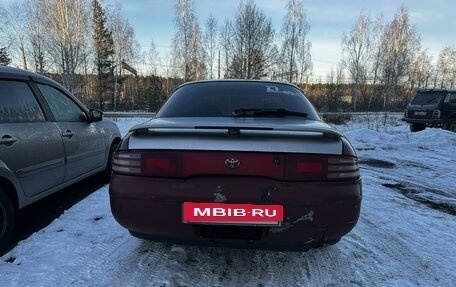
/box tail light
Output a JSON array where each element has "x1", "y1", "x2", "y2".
[
  {"x1": 285, "y1": 155, "x2": 360, "y2": 181},
  {"x1": 327, "y1": 157, "x2": 360, "y2": 179},
  {"x1": 113, "y1": 151, "x2": 360, "y2": 181},
  {"x1": 112, "y1": 153, "x2": 141, "y2": 174},
  {"x1": 113, "y1": 151, "x2": 180, "y2": 178},
  {"x1": 404, "y1": 109, "x2": 408, "y2": 118},
  {"x1": 432, "y1": 110, "x2": 441, "y2": 119}
]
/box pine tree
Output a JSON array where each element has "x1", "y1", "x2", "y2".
[
  {"x1": 92, "y1": 0, "x2": 115, "y2": 110},
  {"x1": 0, "y1": 47, "x2": 12, "y2": 66}
]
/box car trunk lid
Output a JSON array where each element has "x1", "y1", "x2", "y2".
[{"x1": 113, "y1": 118, "x2": 359, "y2": 181}]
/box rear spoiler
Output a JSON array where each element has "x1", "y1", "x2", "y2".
[{"x1": 130, "y1": 125, "x2": 343, "y2": 139}]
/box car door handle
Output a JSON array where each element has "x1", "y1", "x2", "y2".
[
  {"x1": 0, "y1": 135, "x2": 17, "y2": 146},
  {"x1": 62, "y1": 130, "x2": 75, "y2": 138}
]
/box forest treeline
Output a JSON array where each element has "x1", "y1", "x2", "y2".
[{"x1": 1, "y1": 0, "x2": 455, "y2": 112}]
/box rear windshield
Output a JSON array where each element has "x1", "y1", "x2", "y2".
[
  {"x1": 411, "y1": 91, "x2": 447, "y2": 105},
  {"x1": 156, "y1": 81, "x2": 320, "y2": 119}
]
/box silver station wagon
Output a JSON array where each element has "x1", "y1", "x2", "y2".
[{"x1": 0, "y1": 66, "x2": 121, "y2": 252}]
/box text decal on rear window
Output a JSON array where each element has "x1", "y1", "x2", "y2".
[{"x1": 266, "y1": 85, "x2": 300, "y2": 96}]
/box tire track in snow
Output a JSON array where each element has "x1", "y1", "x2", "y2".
[
  {"x1": 118, "y1": 241, "x2": 172, "y2": 286},
  {"x1": 34, "y1": 188, "x2": 182, "y2": 286},
  {"x1": 154, "y1": 246, "x2": 307, "y2": 286},
  {"x1": 68, "y1": 236, "x2": 141, "y2": 286},
  {"x1": 361, "y1": 166, "x2": 456, "y2": 215},
  {"x1": 344, "y1": 217, "x2": 436, "y2": 286},
  {"x1": 346, "y1": 171, "x2": 455, "y2": 286},
  {"x1": 63, "y1": 236, "x2": 173, "y2": 286},
  {"x1": 163, "y1": 245, "x2": 352, "y2": 287},
  {"x1": 185, "y1": 246, "x2": 268, "y2": 286},
  {"x1": 292, "y1": 246, "x2": 364, "y2": 287},
  {"x1": 89, "y1": 242, "x2": 180, "y2": 286},
  {"x1": 187, "y1": 247, "x2": 221, "y2": 286}
]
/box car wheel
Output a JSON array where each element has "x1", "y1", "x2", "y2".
[
  {"x1": 0, "y1": 192, "x2": 14, "y2": 253},
  {"x1": 444, "y1": 118, "x2": 456, "y2": 132},
  {"x1": 102, "y1": 141, "x2": 119, "y2": 182},
  {"x1": 410, "y1": 123, "x2": 426, "y2": 132}
]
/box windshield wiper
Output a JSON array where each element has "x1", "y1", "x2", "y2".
[{"x1": 232, "y1": 108, "x2": 308, "y2": 118}]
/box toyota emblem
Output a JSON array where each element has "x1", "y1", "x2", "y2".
[{"x1": 225, "y1": 158, "x2": 240, "y2": 169}]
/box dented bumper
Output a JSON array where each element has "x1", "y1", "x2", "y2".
[{"x1": 109, "y1": 174, "x2": 362, "y2": 251}]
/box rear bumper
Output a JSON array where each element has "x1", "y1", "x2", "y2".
[{"x1": 109, "y1": 174, "x2": 362, "y2": 251}]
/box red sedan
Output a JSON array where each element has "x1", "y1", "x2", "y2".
[{"x1": 109, "y1": 80, "x2": 362, "y2": 251}]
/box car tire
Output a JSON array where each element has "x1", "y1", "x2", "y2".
[
  {"x1": 102, "y1": 141, "x2": 119, "y2": 182},
  {"x1": 0, "y1": 192, "x2": 14, "y2": 253},
  {"x1": 325, "y1": 237, "x2": 341, "y2": 245},
  {"x1": 443, "y1": 118, "x2": 456, "y2": 132},
  {"x1": 410, "y1": 123, "x2": 426, "y2": 132},
  {"x1": 313, "y1": 238, "x2": 341, "y2": 249}
]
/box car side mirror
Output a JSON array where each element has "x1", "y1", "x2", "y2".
[{"x1": 89, "y1": 109, "x2": 103, "y2": 122}]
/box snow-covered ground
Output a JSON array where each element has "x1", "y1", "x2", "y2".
[{"x1": 1, "y1": 115, "x2": 455, "y2": 287}]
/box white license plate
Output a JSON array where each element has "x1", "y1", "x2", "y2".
[{"x1": 414, "y1": 111, "x2": 427, "y2": 116}]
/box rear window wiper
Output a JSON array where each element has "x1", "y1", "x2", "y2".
[
  {"x1": 419, "y1": 97, "x2": 439, "y2": 105},
  {"x1": 414, "y1": 94, "x2": 444, "y2": 105},
  {"x1": 232, "y1": 108, "x2": 308, "y2": 118}
]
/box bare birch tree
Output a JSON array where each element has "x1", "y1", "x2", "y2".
[
  {"x1": 171, "y1": 0, "x2": 205, "y2": 81},
  {"x1": 296, "y1": 37, "x2": 312, "y2": 85},
  {"x1": 0, "y1": 2, "x2": 29, "y2": 69},
  {"x1": 228, "y1": 0, "x2": 276, "y2": 79},
  {"x1": 366, "y1": 15, "x2": 386, "y2": 111},
  {"x1": 378, "y1": 6, "x2": 420, "y2": 110},
  {"x1": 408, "y1": 49, "x2": 432, "y2": 92},
  {"x1": 108, "y1": 3, "x2": 137, "y2": 68},
  {"x1": 107, "y1": 2, "x2": 139, "y2": 109},
  {"x1": 342, "y1": 13, "x2": 371, "y2": 111},
  {"x1": 0, "y1": 5, "x2": 9, "y2": 62},
  {"x1": 25, "y1": 0, "x2": 47, "y2": 73},
  {"x1": 204, "y1": 15, "x2": 218, "y2": 79},
  {"x1": 281, "y1": 0, "x2": 310, "y2": 83},
  {"x1": 39, "y1": 0, "x2": 91, "y2": 92},
  {"x1": 219, "y1": 20, "x2": 232, "y2": 78},
  {"x1": 434, "y1": 46, "x2": 456, "y2": 89},
  {"x1": 325, "y1": 62, "x2": 345, "y2": 111},
  {"x1": 147, "y1": 40, "x2": 160, "y2": 76},
  {"x1": 190, "y1": 18, "x2": 206, "y2": 80}
]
